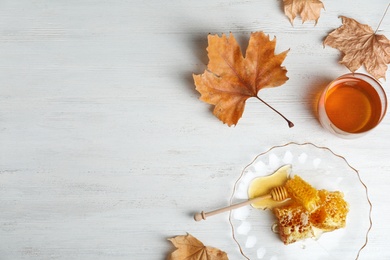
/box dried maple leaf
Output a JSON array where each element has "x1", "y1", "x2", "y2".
[
  {"x1": 193, "y1": 32, "x2": 293, "y2": 127},
  {"x1": 167, "y1": 233, "x2": 228, "y2": 260},
  {"x1": 324, "y1": 16, "x2": 390, "y2": 80},
  {"x1": 283, "y1": 0, "x2": 325, "y2": 25}
]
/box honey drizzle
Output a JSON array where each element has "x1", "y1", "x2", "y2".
[{"x1": 248, "y1": 165, "x2": 291, "y2": 209}]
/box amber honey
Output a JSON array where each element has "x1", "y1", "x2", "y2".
[
  {"x1": 248, "y1": 165, "x2": 290, "y2": 209},
  {"x1": 319, "y1": 73, "x2": 387, "y2": 137},
  {"x1": 325, "y1": 78, "x2": 382, "y2": 133}
]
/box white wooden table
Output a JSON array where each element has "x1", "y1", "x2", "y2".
[{"x1": 1, "y1": 1, "x2": 389, "y2": 259}]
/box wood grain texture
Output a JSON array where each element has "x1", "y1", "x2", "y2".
[{"x1": 1, "y1": 0, "x2": 390, "y2": 259}]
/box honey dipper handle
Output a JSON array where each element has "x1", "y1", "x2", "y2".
[{"x1": 194, "y1": 193, "x2": 272, "y2": 221}]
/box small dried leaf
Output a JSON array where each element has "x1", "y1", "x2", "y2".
[
  {"x1": 193, "y1": 32, "x2": 289, "y2": 126},
  {"x1": 167, "y1": 233, "x2": 228, "y2": 260},
  {"x1": 283, "y1": 0, "x2": 325, "y2": 25},
  {"x1": 324, "y1": 16, "x2": 390, "y2": 80}
]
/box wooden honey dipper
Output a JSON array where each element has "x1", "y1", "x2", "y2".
[{"x1": 194, "y1": 186, "x2": 289, "y2": 221}]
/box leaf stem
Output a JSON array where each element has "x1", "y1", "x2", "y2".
[
  {"x1": 256, "y1": 96, "x2": 294, "y2": 128},
  {"x1": 375, "y1": 2, "x2": 390, "y2": 33}
]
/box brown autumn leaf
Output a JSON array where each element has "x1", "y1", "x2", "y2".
[
  {"x1": 193, "y1": 32, "x2": 292, "y2": 127},
  {"x1": 324, "y1": 16, "x2": 390, "y2": 80},
  {"x1": 283, "y1": 0, "x2": 325, "y2": 25},
  {"x1": 167, "y1": 233, "x2": 228, "y2": 260}
]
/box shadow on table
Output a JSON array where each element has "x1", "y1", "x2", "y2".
[{"x1": 305, "y1": 76, "x2": 332, "y2": 125}]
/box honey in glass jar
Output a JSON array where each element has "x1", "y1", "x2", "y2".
[{"x1": 318, "y1": 73, "x2": 387, "y2": 138}]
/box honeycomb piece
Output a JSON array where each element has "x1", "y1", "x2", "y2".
[
  {"x1": 310, "y1": 190, "x2": 349, "y2": 231},
  {"x1": 273, "y1": 175, "x2": 350, "y2": 245},
  {"x1": 285, "y1": 175, "x2": 320, "y2": 212},
  {"x1": 273, "y1": 203, "x2": 314, "y2": 244}
]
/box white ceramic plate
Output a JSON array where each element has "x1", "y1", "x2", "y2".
[{"x1": 229, "y1": 142, "x2": 372, "y2": 260}]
